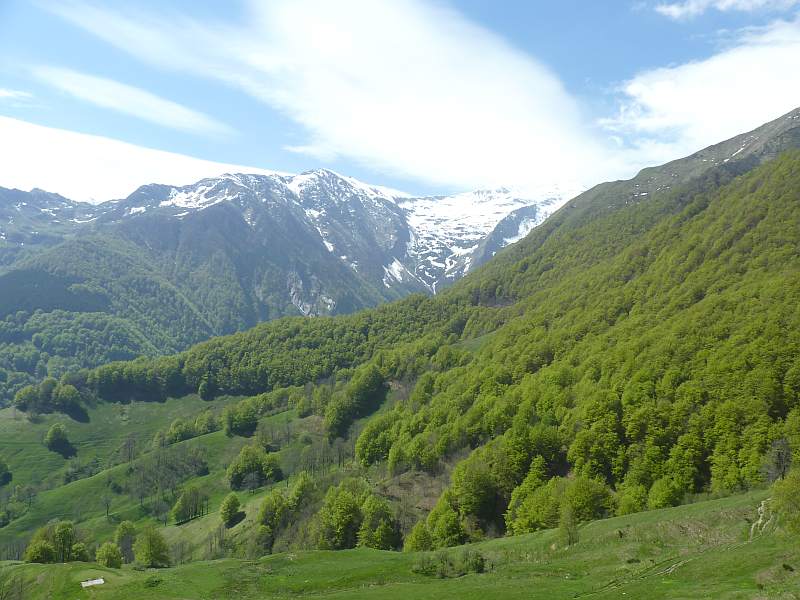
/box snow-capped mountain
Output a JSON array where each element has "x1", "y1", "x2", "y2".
[
  {"x1": 89, "y1": 169, "x2": 581, "y2": 295},
  {"x1": 0, "y1": 169, "x2": 582, "y2": 329},
  {"x1": 398, "y1": 184, "x2": 583, "y2": 291}
]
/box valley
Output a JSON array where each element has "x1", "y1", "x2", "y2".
[{"x1": 1, "y1": 108, "x2": 799, "y2": 598}]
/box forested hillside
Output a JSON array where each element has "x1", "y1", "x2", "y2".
[
  {"x1": 1, "y1": 110, "x2": 799, "y2": 578},
  {"x1": 0, "y1": 169, "x2": 563, "y2": 406}
]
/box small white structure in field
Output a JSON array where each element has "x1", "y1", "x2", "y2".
[{"x1": 80, "y1": 578, "x2": 105, "y2": 588}]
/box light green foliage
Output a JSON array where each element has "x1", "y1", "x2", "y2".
[
  {"x1": 403, "y1": 521, "x2": 433, "y2": 552},
  {"x1": 22, "y1": 520, "x2": 79, "y2": 563},
  {"x1": 53, "y1": 521, "x2": 77, "y2": 562},
  {"x1": 226, "y1": 445, "x2": 282, "y2": 490},
  {"x1": 559, "y1": 502, "x2": 579, "y2": 547},
  {"x1": 562, "y1": 476, "x2": 615, "y2": 522},
  {"x1": 166, "y1": 418, "x2": 195, "y2": 444},
  {"x1": 43, "y1": 423, "x2": 68, "y2": 452},
  {"x1": 172, "y1": 485, "x2": 208, "y2": 523},
  {"x1": 617, "y1": 483, "x2": 648, "y2": 516},
  {"x1": 324, "y1": 364, "x2": 387, "y2": 439},
  {"x1": 316, "y1": 479, "x2": 371, "y2": 550},
  {"x1": 504, "y1": 477, "x2": 565, "y2": 536},
  {"x1": 1, "y1": 490, "x2": 794, "y2": 599},
  {"x1": 358, "y1": 495, "x2": 401, "y2": 550},
  {"x1": 505, "y1": 456, "x2": 547, "y2": 534},
  {"x1": 71, "y1": 542, "x2": 89, "y2": 562},
  {"x1": 647, "y1": 477, "x2": 684, "y2": 510},
  {"x1": 114, "y1": 521, "x2": 136, "y2": 563},
  {"x1": 220, "y1": 492, "x2": 241, "y2": 527},
  {"x1": 426, "y1": 492, "x2": 467, "y2": 548},
  {"x1": 23, "y1": 540, "x2": 55, "y2": 563},
  {"x1": 772, "y1": 468, "x2": 800, "y2": 533},
  {"x1": 3, "y1": 135, "x2": 800, "y2": 562},
  {"x1": 0, "y1": 454, "x2": 11, "y2": 486},
  {"x1": 194, "y1": 410, "x2": 218, "y2": 435},
  {"x1": 96, "y1": 541, "x2": 123, "y2": 568},
  {"x1": 134, "y1": 526, "x2": 170, "y2": 568},
  {"x1": 287, "y1": 471, "x2": 315, "y2": 510}
]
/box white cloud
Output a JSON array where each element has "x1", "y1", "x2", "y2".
[
  {"x1": 41, "y1": 0, "x2": 624, "y2": 192},
  {"x1": 0, "y1": 88, "x2": 33, "y2": 100},
  {"x1": 0, "y1": 116, "x2": 277, "y2": 203},
  {"x1": 30, "y1": 66, "x2": 233, "y2": 136},
  {"x1": 601, "y1": 17, "x2": 800, "y2": 165},
  {"x1": 655, "y1": 0, "x2": 799, "y2": 19}
]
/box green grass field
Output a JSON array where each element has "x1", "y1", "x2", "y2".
[{"x1": 2, "y1": 489, "x2": 797, "y2": 599}]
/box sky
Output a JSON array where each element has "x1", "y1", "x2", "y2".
[{"x1": 1, "y1": 0, "x2": 800, "y2": 203}]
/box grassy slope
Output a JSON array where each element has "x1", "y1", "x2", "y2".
[
  {"x1": 0, "y1": 395, "x2": 242, "y2": 491},
  {"x1": 2, "y1": 490, "x2": 798, "y2": 599},
  {"x1": 0, "y1": 396, "x2": 253, "y2": 542}
]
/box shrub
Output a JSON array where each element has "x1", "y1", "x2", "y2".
[
  {"x1": 24, "y1": 540, "x2": 55, "y2": 563},
  {"x1": 647, "y1": 476, "x2": 684, "y2": 510},
  {"x1": 617, "y1": 483, "x2": 648, "y2": 516},
  {"x1": 172, "y1": 485, "x2": 208, "y2": 523},
  {"x1": 134, "y1": 527, "x2": 170, "y2": 568},
  {"x1": 226, "y1": 445, "x2": 282, "y2": 490},
  {"x1": 562, "y1": 476, "x2": 614, "y2": 522},
  {"x1": 44, "y1": 423, "x2": 71, "y2": 454},
  {"x1": 114, "y1": 521, "x2": 136, "y2": 563},
  {"x1": 96, "y1": 542, "x2": 123, "y2": 568},
  {"x1": 0, "y1": 456, "x2": 10, "y2": 487},
  {"x1": 71, "y1": 542, "x2": 90, "y2": 562},
  {"x1": 457, "y1": 547, "x2": 486, "y2": 574},
  {"x1": 404, "y1": 521, "x2": 433, "y2": 552},
  {"x1": 358, "y1": 495, "x2": 401, "y2": 550},
  {"x1": 220, "y1": 493, "x2": 242, "y2": 527},
  {"x1": 773, "y1": 468, "x2": 800, "y2": 533}
]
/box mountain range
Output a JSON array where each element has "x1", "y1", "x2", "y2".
[
  {"x1": 0, "y1": 169, "x2": 579, "y2": 404},
  {"x1": 1, "y1": 107, "x2": 800, "y2": 598}
]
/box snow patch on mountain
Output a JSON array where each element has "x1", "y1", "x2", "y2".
[
  {"x1": 503, "y1": 217, "x2": 538, "y2": 245},
  {"x1": 398, "y1": 183, "x2": 584, "y2": 289}
]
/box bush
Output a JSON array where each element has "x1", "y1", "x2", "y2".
[
  {"x1": 24, "y1": 540, "x2": 55, "y2": 563},
  {"x1": 226, "y1": 445, "x2": 282, "y2": 490},
  {"x1": 562, "y1": 476, "x2": 614, "y2": 522},
  {"x1": 404, "y1": 521, "x2": 433, "y2": 552},
  {"x1": 96, "y1": 542, "x2": 123, "y2": 568},
  {"x1": 0, "y1": 455, "x2": 11, "y2": 486},
  {"x1": 114, "y1": 521, "x2": 136, "y2": 563},
  {"x1": 358, "y1": 495, "x2": 401, "y2": 550},
  {"x1": 458, "y1": 547, "x2": 486, "y2": 574},
  {"x1": 71, "y1": 542, "x2": 90, "y2": 562},
  {"x1": 647, "y1": 477, "x2": 684, "y2": 510},
  {"x1": 134, "y1": 527, "x2": 170, "y2": 568},
  {"x1": 773, "y1": 468, "x2": 800, "y2": 533},
  {"x1": 412, "y1": 548, "x2": 487, "y2": 578},
  {"x1": 220, "y1": 492, "x2": 242, "y2": 527},
  {"x1": 44, "y1": 423, "x2": 72, "y2": 455},
  {"x1": 411, "y1": 552, "x2": 437, "y2": 575},
  {"x1": 172, "y1": 485, "x2": 208, "y2": 523},
  {"x1": 617, "y1": 483, "x2": 648, "y2": 516}
]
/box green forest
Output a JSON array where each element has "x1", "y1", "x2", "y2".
[{"x1": 1, "y1": 130, "x2": 800, "y2": 598}]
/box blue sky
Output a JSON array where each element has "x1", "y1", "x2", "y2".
[{"x1": 1, "y1": 0, "x2": 799, "y2": 202}]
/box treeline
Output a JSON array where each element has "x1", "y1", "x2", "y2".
[
  {"x1": 12, "y1": 293, "x2": 458, "y2": 415},
  {"x1": 355, "y1": 152, "x2": 800, "y2": 548},
  {"x1": 8, "y1": 150, "x2": 800, "y2": 560}
]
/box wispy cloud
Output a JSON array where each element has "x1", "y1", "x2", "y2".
[
  {"x1": 601, "y1": 16, "x2": 800, "y2": 164},
  {"x1": 654, "y1": 0, "x2": 799, "y2": 19},
  {"x1": 0, "y1": 88, "x2": 33, "y2": 100},
  {"x1": 0, "y1": 116, "x2": 273, "y2": 202},
  {"x1": 40, "y1": 0, "x2": 625, "y2": 191},
  {"x1": 31, "y1": 66, "x2": 234, "y2": 137}
]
